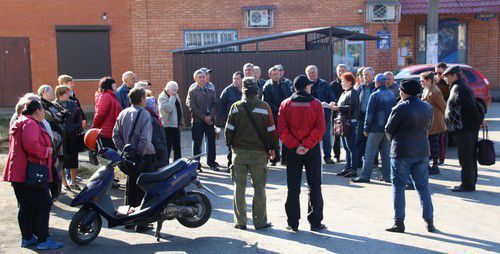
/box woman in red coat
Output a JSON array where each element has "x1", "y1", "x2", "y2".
[
  {"x1": 3, "y1": 97, "x2": 64, "y2": 250},
  {"x1": 91, "y1": 77, "x2": 122, "y2": 149}
]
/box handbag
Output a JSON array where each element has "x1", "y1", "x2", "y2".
[
  {"x1": 333, "y1": 106, "x2": 353, "y2": 136},
  {"x1": 477, "y1": 124, "x2": 495, "y2": 166},
  {"x1": 25, "y1": 161, "x2": 50, "y2": 189}
]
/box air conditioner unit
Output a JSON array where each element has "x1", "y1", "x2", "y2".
[
  {"x1": 247, "y1": 9, "x2": 272, "y2": 28},
  {"x1": 366, "y1": 2, "x2": 401, "y2": 23}
]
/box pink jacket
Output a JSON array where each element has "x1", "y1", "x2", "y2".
[{"x1": 3, "y1": 115, "x2": 53, "y2": 183}]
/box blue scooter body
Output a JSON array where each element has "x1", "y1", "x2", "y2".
[{"x1": 70, "y1": 149, "x2": 199, "y2": 228}]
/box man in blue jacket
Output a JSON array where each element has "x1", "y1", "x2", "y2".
[
  {"x1": 352, "y1": 74, "x2": 395, "y2": 183},
  {"x1": 306, "y1": 65, "x2": 337, "y2": 164},
  {"x1": 385, "y1": 79, "x2": 435, "y2": 233},
  {"x1": 115, "y1": 71, "x2": 137, "y2": 109},
  {"x1": 216, "y1": 71, "x2": 243, "y2": 170}
]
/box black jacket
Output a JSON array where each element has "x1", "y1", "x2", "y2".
[
  {"x1": 385, "y1": 96, "x2": 434, "y2": 159},
  {"x1": 337, "y1": 87, "x2": 359, "y2": 121},
  {"x1": 445, "y1": 79, "x2": 482, "y2": 134},
  {"x1": 263, "y1": 79, "x2": 293, "y2": 120},
  {"x1": 329, "y1": 78, "x2": 344, "y2": 103},
  {"x1": 70, "y1": 93, "x2": 86, "y2": 121}
]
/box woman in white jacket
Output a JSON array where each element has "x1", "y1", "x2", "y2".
[{"x1": 158, "y1": 81, "x2": 184, "y2": 164}]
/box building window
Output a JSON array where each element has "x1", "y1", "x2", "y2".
[
  {"x1": 56, "y1": 26, "x2": 111, "y2": 80},
  {"x1": 184, "y1": 30, "x2": 238, "y2": 52},
  {"x1": 333, "y1": 26, "x2": 366, "y2": 69}
]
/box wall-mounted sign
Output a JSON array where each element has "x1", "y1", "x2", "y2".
[{"x1": 377, "y1": 30, "x2": 390, "y2": 49}]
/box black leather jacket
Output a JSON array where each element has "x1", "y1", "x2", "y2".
[
  {"x1": 263, "y1": 79, "x2": 293, "y2": 120},
  {"x1": 445, "y1": 79, "x2": 482, "y2": 134},
  {"x1": 385, "y1": 96, "x2": 434, "y2": 159}
]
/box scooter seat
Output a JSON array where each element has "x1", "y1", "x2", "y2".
[{"x1": 137, "y1": 159, "x2": 188, "y2": 186}]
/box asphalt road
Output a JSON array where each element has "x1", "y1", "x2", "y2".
[{"x1": 0, "y1": 104, "x2": 499, "y2": 254}]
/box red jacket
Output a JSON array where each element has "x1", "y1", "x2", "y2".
[
  {"x1": 277, "y1": 92, "x2": 326, "y2": 150},
  {"x1": 92, "y1": 90, "x2": 122, "y2": 138},
  {"x1": 3, "y1": 115, "x2": 53, "y2": 183}
]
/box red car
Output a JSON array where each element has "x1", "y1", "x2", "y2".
[{"x1": 395, "y1": 64, "x2": 492, "y2": 109}]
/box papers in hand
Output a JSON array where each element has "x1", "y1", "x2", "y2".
[{"x1": 321, "y1": 102, "x2": 333, "y2": 109}]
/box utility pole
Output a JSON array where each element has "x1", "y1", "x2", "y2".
[{"x1": 426, "y1": 0, "x2": 439, "y2": 64}]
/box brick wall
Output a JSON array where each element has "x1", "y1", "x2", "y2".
[
  {"x1": 0, "y1": 0, "x2": 133, "y2": 105},
  {"x1": 399, "y1": 14, "x2": 499, "y2": 88},
  {"x1": 131, "y1": 0, "x2": 399, "y2": 97}
]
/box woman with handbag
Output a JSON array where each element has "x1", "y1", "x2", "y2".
[
  {"x1": 3, "y1": 98, "x2": 64, "y2": 250},
  {"x1": 55, "y1": 85, "x2": 83, "y2": 191},
  {"x1": 330, "y1": 72, "x2": 360, "y2": 177}
]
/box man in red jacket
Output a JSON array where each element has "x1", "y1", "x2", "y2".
[{"x1": 277, "y1": 75, "x2": 326, "y2": 232}]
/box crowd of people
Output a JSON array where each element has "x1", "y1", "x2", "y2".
[{"x1": 2, "y1": 59, "x2": 485, "y2": 249}]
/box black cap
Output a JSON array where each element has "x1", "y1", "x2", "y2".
[
  {"x1": 242, "y1": 77, "x2": 258, "y2": 96},
  {"x1": 442, "y1": 65, "x2": 461, "y2": 76},
  {"x1": 400, "y1": 79, "x2": 422, "y2": 96},
  {"x1": 294, "y1": 75, "x2": 314, "y2": 91}
]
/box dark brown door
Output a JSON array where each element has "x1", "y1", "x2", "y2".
[{"x1": 0, "y1": 37, "x2": 32, "y2": 107}]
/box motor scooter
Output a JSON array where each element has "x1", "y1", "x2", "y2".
[{"x1": 68, "y1": 147, "x2": 213, "y2": 245}]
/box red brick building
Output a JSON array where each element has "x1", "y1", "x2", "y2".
[{"x1": 0, "y1": 0, "x2": 497, "y2": 107}]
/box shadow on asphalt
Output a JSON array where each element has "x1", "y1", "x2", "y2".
[{"x1": 405, "y1": 231, "x2": 500, "y2": 253}]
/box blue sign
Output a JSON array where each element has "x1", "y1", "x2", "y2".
[{"x1": 377, "y1": 30, "x2": 391, "y2": 49}]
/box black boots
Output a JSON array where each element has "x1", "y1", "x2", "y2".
[
  {"x1": 386, "y1": 219, "x2": 436, "y2": 233},
  {"x1": 386, "y1": 220, "x2": 405, "y2": 233},
  {"x1": 425, "y1": 219, "x2": 436, "y2": 232}
]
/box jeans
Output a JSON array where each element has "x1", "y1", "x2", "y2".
[
  {"x1": 165, "y1": 127, "x2": 181, "y2": 164},
  {"x1": 453, "y1": 131, "x2": 479, "y2": 188},
  {"x1": 285, "y1": 145, "x2": 323, "y2": 228},
  {"x1": 360, "y1": 132, "x2": 390, "y2": 180},
  {"x1": 342, "y1": 122, "x2": 358, "y2": 170},
  {"x1": 321, "y1": 117, "x2": 332, "y2": 160},
  {"x1": 192, "y1": 122, "x2": 216, "y2": 166},
  {"x1": 12, "y1": 183, "x2": 52, "y2": 242},
  {"x1": 391, "y1": 157, "x2": 433, "y2": 220},
  {"x1": 428, "y1": 134, "x2": 440, "y2": 167},
  {"x1": 356, "y1": 114, "x2": 367, "y2": 166}
]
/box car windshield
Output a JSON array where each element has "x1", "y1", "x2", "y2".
[{"x1": 394, "y1": 70, "x2": 412, "y2": 79}]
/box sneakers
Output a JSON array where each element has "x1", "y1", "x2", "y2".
[
  {"x1": 36, "y1": 238, "x2": 64, "y2": 250},
  {"x1": 21, "y1": 236, "x2": 38, "y2": 248}
]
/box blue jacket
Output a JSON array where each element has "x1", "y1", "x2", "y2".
[
  {"x1": 364, "y1": 86, "x2": 396, "y2": 133},
  {"x1": 357, "y1": 82, "x2": 375, "y2": 115},
  {"x1": 216, "y1": 84, "x2": 242, "y2": 127},
  {"x1": 263, "y1": 79, "x2": 293, "y2": 120},
  {"x1": 385, "y1": 96, "x2": 433, "y2": 159},
  {"x1": 311, "y1": 78, "x2": 337, "y2": 120},
  {"x1": 115, "y1": 84, "x2": 131, "y2": 109}
]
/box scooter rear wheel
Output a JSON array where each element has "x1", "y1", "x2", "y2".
[
  {"x1": 69, "y1": 208, "x2": 102, "y2": 245},
  {"x1": 177, "y1": 191, "x2": 212, "y2": 228}
]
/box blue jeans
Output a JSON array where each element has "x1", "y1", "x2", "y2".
[
  {"x1": 356, "y1": 114, "x2": 367, "y2": 166},
  {"x1": 322, "y1": 117, "x2": 332, "y2": 160},
  {"x1": 341, "y1": 122, "x2": 358, "y2": 170},
  {"x1": 391, "y1": 157, "x2": 434, "y2": 220},
  {"x1": 360, "y1": 132, "x2": 390, "y2": 180}
]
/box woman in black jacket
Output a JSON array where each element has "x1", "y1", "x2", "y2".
[
  {"x1": 330, "y1": 72, "x2": 360, "y2": 177},
  {"x1": 55, "y1": 85, "x2": 83, "y2": 191}
]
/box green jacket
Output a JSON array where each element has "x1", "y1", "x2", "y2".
[{"x1": 225, "y1": 97, "x2": 278, "y2": 152}]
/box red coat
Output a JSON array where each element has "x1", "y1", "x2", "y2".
[
  {"x1": 277, "y1": 92, "x2": 326, "y2": 150},
  {"x1": 3, "y1": 115, "x2": 53, "y2": 183},
  {"x1": 92, "y1": 90, "x2": 122, "y2": 138}
]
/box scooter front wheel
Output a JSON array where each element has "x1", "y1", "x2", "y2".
[
  {"x1": 69, "y1": 208, "x2": 102, "y2": 245},
  {"x1": 177, "y1": 191, "x2": 212, "y2": 228}
]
